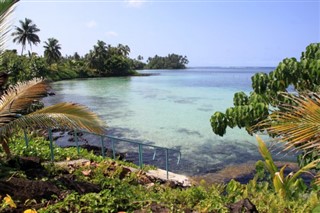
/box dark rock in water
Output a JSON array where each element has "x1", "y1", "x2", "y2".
[
  {"x1": 47, "y1": 92, "x2": 55, "y2": 96},
  {"x1": 68, "y1": 130, "x2": 84, "y2": 137},
  {"x1": 227, "y1": 198, "x2": 258, "y2": 213},
  {"x1": 192, "y1": 161, "x2": 315, "y2": 185}
]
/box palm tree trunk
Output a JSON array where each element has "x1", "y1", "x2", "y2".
[{"x1": 1, "y1": 140, "x2": 11, "y2": 156}]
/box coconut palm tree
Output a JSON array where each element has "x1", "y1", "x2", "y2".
[
  {"x1": 117, "y1": 44, "x2": 130, "y2": 56},
  {"x1": 90, "y1": 40, "x2": 108, "y2": 74},
  {"x1": 43, "y1": 37, "x2": 61, "y2": 64},
  {"x1": 93, "y1": 40, "x2": 108, "y2": 59},
  {"x1": 0, "y1": 0, "x2": 105, "y2": 156},
  {"x1": 11, "y1": 17, "x2": 40, "y2": 55}
]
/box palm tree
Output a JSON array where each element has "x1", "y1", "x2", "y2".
[
  {"x1": 93, "y1": 40, "x2": 108, "y2": 59},
  {"x1": 117, "y1": 44, "x2": 130, "y2": 56},
  {"x1": 43, "y1": 37, "x2": 61, "y2": 64},
  {"x1": 11, "y1": 17, "x2": 40, "y2": 55},
  {"x1": 137, "y1": 55, "x2": 143, "y2": 61},
  {"x1": 0, "y1": 0, "x2": 105, "y2": 155},
  {"x1": 255, "y1": 92, "x2": 320, "y2": 183},
  {"x1": 91, "y1": 40, "x2": 108, "y2": 74}
]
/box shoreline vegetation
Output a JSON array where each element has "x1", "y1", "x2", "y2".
[
  {"x1": 1, "y1": 132, "x2": 319, "y2": 212},
  {"x1": 2, "y1": 41, "x2": 189, "y2": 85},
  {"x1": 1, "y1": 1, "x2": 320, "y2": 211}
]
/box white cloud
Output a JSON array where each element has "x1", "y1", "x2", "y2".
[
  {"x1": 125, "y1": 0, "x2": 146, "y2": 8},
  {"x1": 106, "y1": 31, "x2": 118, "y2": 37},
  {"x1": 85, "y1": 20, "x2": 97, "y2": 28}
]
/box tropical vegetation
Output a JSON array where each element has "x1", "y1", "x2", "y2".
[
  {"x1": 0, "y1": 0, "x2": 105, "y2": 157},
  {"x1": 43, "y1": 37, "x2": 61, "y2": 65},
  {"x1": 146, "y1": 53, "x2": 189, "y2": 69},
  {"x1": 210, "y1": 43, "x2": 320, "y2": 168},
  {"x1": 210, "y1": 43, "x2": 320, "y2": 137},
  {"x1": 6, "y1": 16, "x2": 189, "y2": 84},
  {"x1": 1, "y1": 0, "x2": 320, "y2": 212},
  {"x1": 11, "y1": 17, "x2": 40, "y2": 55},
  {"x1": 1, "y1": 133, "x2": 320, "y2": 212}
]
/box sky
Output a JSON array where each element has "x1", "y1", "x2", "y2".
[{"x1": 9, "y1": 0, "x2": 320, "y2": 67}]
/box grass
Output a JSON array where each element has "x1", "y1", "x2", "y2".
[{"x1": 0, "y1": 131, "x2": 319, "y2": 212}]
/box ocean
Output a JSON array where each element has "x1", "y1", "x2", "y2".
[{"x1": 43, "y1": 67, "x2": 294, "y2": 175}]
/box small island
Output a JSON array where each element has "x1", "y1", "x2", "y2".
[{"x1": 145, "y1": 54, "x2": 189, "y2": 69}]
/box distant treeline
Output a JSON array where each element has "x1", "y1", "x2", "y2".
[
  {"x1": 145, "y1": 54, "x2": 189, "y2": 69},
  {"x1": 1, "y1": 42, "x2": 188, "y2": 85},
  {"x1": 2, "y1": 17, "x2": 189, "y2": 85}
]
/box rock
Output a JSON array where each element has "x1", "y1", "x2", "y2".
[
  {"x1": 8, "y1": 156, "x2": 47, "y2": 179},
  {"x1": 227, "y1": 198, "x2": 258, "y2": 213},
  {"x1": 0, "y1": 177, "x2": 60, "y2": 202},
  {"x1": 134, "y1": 202, "x2": 170, "y2": 213},
  {"x1": 119, "y1": 166, "x2": 132, "y2": 179},
  {"x1": 19, "y1": 156, "x2": 42, "y2": 169},
  {"x1": 57, "y1": 175, "x2": 101, "y2": 194},
  {"x1": 146, "y1": 169, "x2": 192, "y2": 187}
]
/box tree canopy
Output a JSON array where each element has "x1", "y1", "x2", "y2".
[
  {"x1": 43, "y1": 37, "x2": 61, "y2": 64},
  {"x1": 84, "y1": 40, "x2": 134, "y2": 76},
  {"x1": 145, "y1": 54, "x2": 189, "y2": 69},
  {"x1": 210, "y1": 43, "x2": 320, "y2": 136},
  {"x1": 5, "y1": 17, "x2": 190, "y2": 82}
]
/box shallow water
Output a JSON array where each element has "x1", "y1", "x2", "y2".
[{"x1": 43, "y1": 67, "x2": 294, "y2": 175}]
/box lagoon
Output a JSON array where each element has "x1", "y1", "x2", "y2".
[{"x1": 43, "y1": 67, "x2": 289, "y2": 175}]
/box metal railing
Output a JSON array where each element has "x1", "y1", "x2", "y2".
[{"x1": 23, "y1": 128, "x2": 181, "y2": 179}]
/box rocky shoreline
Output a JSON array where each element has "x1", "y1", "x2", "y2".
[{"x1": 50, "y1": 130, "x2": 313, "y2": 186}]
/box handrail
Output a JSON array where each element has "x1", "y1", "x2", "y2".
[
  {"x1": 74, "y1": 129, "x2": 182, "y2": 179},
  {"x1": 23, "y1": 128, "x2": 182, "y2": 179}
]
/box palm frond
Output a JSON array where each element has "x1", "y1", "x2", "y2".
[
  {"x1": 0, "y1": 78, "x2": 48, "y2": 126},
  {"x1": 0, "y1": 102, "x2": 106, "y2": 136},
  {"x1": 256, "y1": 92, "x2": 320, "y2": 153},
  {"x1": 0, "y1": 0, "x2": 19, "y2": 54}
]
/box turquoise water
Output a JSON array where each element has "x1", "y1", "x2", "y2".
[{"x1": 44, "y1": 67, "x2": 282, "y2": 175}]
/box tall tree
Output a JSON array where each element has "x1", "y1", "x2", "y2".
[
  {"x1": 137, "y1": 55, "x2": 143, "y2": 61},
  {"x1": 43, "y1": 37, "x2": 61, "y2": 64},
  {"x1": 0, "y1": 0, "x2": 105, "y2": 156},
  {"x1": 117, "y1": 44, "x2": 130, "y2": 56},
  {"x1": 86, "y1": 40, "x2": 108, "y2": 75},
  {"x1": 11, "y1": 17, "x2": 40, "y2": 55}
]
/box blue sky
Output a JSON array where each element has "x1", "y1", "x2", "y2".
[{"x1": 9, "y1": 0, "x2": 320, "y2": 66}]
